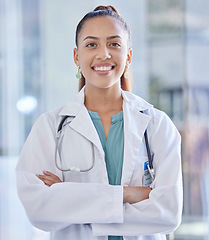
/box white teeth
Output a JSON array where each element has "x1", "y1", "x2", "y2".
[{"x1": 94, "y1": 66, "x2": 112, "y2": 71}]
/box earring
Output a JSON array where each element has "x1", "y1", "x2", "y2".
[
  {"x1": 76, "y1": 66, "x2": 82, "y2": 79},
  {"x1": 124, "y1": 65, "x2": 129, "y2": 79}
]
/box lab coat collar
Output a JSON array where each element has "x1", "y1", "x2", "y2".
[
  {"x1": 58, "y1": 87, "x2": 153, "y2": 116},
  {"x1": 121, "y1": 90, "x2": 153, "y2": 111},
  {"x1": 58, "y1": 87, "x2": 104, "y2": 154}
]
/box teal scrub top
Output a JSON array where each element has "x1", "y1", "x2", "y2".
[{"x1": 88, "y1": 110, "x2": 124, "y2": 240}]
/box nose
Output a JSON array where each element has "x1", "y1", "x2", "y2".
[{"x1": 96, "y1": 46, "x2": 111, "y2": 60}]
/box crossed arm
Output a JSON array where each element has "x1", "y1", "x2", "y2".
[{"x1": 37, "y1": 171, "x2": 152, "y2": 204}]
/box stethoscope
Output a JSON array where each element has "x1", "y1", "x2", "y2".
[
  {"x1": 55, "y1": 113, "x2": 155, "y2": 180},
  {"x1": 55, "y1": 115, "x2": 95, "y2": 172}
]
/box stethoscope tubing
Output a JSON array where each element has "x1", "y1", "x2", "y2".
[
  {"x1": 55, "y1": 116, "x2": 95, "y2": 172},
  {"x1": 55, "y1": 113, "x2": 154, "y2": 179}
]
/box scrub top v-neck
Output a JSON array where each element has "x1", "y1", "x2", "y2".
[
  {"x1": 88, "y1": 110, "x2": 124, "y2": 240},
  {"x1": 88, "y1": 110, "x2": 124, "y2": 186}
]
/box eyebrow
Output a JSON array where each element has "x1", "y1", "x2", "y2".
[{"x1": 83, "y1": 35, "x2": 122, "y2": 41}]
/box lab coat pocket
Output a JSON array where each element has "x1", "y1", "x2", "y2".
[{"x1": 130, "y1": 156, "x2": 148, "y2": 186}]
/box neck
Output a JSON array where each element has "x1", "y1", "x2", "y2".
[{"x1": 84, "y1": 84, "x2": 123, "y2": 114}]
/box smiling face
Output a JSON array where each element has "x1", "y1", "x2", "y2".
[{"x1": 74, "y1": 16, "x2": 132, "y2": 90}]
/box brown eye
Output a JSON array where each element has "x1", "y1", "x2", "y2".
[
  {"x1": 86, "y1": 43, "x2": 97, "y2": 48},
  {"x1": 110, "y1": 42, "x2": 121, "y2": 47}
]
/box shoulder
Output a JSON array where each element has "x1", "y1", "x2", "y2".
[
  {"x1": 35, "y1": 104, "x2": 67, "y2": 124},
  {"x1": 28, "y1": 106, "x2": 65, "y2": 139},
  {"x1": 122, "y1": 90, "x2": 153, "y2": 111},
  {"x1": 122, "y1": 90, "x2": 167, "y2": 123},
  {"x1": 147, "y1": 107, "x2": 181, "y2": 143},
  {"x1": 148, "y1": 107, "x2": 171, "y2": 126},
  {"x1": 123, "y1": 90, "x2": 179, "y2": 137}
]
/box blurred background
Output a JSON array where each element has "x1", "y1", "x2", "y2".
[{"x1": 0, "y1": 0, "x2": 209, "y2": 239}]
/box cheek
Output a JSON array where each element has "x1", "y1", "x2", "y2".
[
  {"x1": 117, "y1": 53, "x2": 128, "y2": 68},
  {"x1": 78, "y1": 55, "x2": 91, "y2": 70},
  {"x1": 77, "y1": 49, "x2": 89, "y2": 64},
  {"x1": 117, "y1": 48, "x2": 129, "y2": 63}
]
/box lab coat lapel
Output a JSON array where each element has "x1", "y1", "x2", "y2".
[
  {"x1": 121, "y1": 100, "x2": 151, "y2": 186},
  {"x1": 58, "y1": 88, "x2": 104, "y2": 155},
  {"x1": 69, "y1": 105, "x2": 104, "y2": 155}
]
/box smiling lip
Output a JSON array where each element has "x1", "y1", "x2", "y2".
[{"x1": 92, "y1": 64, "x2": 115, "y2": 76}]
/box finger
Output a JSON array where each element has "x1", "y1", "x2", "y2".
[
  {"x1": 42, "y1": 179, "x2": 55, "y2": 187},
  {"x1": 36, "y1": 174, "x2": 53, "y2": 183},
  {"x1": 43, "y1": 170, "x2": 57, "y2": 176},
  {"x1": 36, "y1": 174, "x2": 62, "y2": 187},
  {"x1": 36, "y1": 174, "x2": 46, "y2": 181},
  {"x1": 41, "y1": 171, "x2": 57, "y2": 180},
  {"x1": 37, "y1": 176, "x2": 55, "y2": 186},
  {"x1": 37, "y1": 175, "x2": 54, "y2": 182},
  {"x1": 37, "y1": 174, "x2": 61, "y2": 185},
  {"x1": 43, "y1": 171, "x2": 62, "y2": 183}
]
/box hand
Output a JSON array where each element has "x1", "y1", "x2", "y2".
[
  {"x1": 36, "y1": 171, "x2": 62, "y2": 187},
  {"x1": 123, "y1": 186, "x2": 152, "y2": 204}
]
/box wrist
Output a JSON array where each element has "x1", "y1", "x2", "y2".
[{"x1": 123, "y1": 186, "x2": 129, "y2": 203}]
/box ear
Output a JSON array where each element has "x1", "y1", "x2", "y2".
[
  {"x1": 73, "y1": 48, "x2": 79, "y2": 66},
  {"x1": 126, "y1": 48, "x2": 132, "y2": 65}
]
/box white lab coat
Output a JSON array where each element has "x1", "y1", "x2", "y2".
[{"x1": 16, "y1": 88, "x2": 183, "y2": 240}]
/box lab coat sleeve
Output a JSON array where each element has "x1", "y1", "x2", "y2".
[
  {"x1": 92, "y1": 110, "x2": 183, "y2": 236},
  {"x1": 16, "y1": 113, "x2": 123, "y2": 232}
]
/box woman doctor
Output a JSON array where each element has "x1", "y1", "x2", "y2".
[{"x1": 16, "y1": 5, "x2": 183, "y2": 240}]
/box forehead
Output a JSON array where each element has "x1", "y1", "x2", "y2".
[{"x1": 79, "y1": 16, "x2": 128, "y2": 41}]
